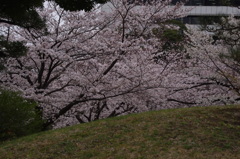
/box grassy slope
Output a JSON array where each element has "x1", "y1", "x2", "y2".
[{"x1": 1, "y1": 105, "x2": 240, "y2": 159}]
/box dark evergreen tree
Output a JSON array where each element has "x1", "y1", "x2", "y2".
[
  {"x1": 0, "y1": 0, "x2": 108, "y2": 67},
  {"x1": 54, "y1": 0, "x2": 108, "y2": 11}
]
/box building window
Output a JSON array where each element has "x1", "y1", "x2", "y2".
[
  {"x1": 171, "y1": 0, "x2": 180, "y2": 4},
  {"x1": 127, "y1": 0, "x2": 165, "y2": 5},
  {"x1": 192, "y1": 0, "x2": 205, "y2": 5},
  {"x1": 128, "y1": 0, "x2": 240, "y2": 6},
  {"x1": 205, "y1": 0, "x2": 218, "y2": 6},
  {"x1": 182, "y1": 16, "x2": 201, "y2": 24},
  {"x1": 174, "y1": 0, "x2": 239, "y2": 6},
  {"x1": 181, "y1": 16, "x2": 224, "y2": 25}
]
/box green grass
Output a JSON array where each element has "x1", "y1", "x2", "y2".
[{"x1": 1, "y1": 105, "x2": 240, "y2": 159}]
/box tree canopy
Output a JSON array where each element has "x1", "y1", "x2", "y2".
[
  {"x1": 0, "y1": 0, "x2": 45, "y2": 29},
  {"x1": 54, "y1": 0, "x2": 108, "y2": 11},
  {"x1": 0, "y1": 0, "x2": 108, "y2": 27},
  {"x1": 0, "y1": 0, "x2": 109, "y2": 61}
]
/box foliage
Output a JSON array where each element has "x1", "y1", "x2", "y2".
[
  {"x1": 199, "y1": 15, "x2": 240, "y2": 96},
  {"x1": 0, "y1": 0, "x2": 109, "y2": 66},
  {"x1": 0, "y1": 0, "x2": 45, "y2": 29},
  {"x1": 0, "y1": 36, "x2": 27, "y2": 58},
  {"x1": 154, "y1": 20, "x2": 187, "y2": 43},
  {"x1": 0, "y1": 0, "x2": 109, "y2": 27},
  {"x1": 199, "y1": 16, "x2": 223, "y2": 28},
  {"x1": 228, "y1": 47, "x2": 240, "y2": 63},
  {"x1": 1, "y1": 0, "x2": 240, "y2": 130},
  {"x1": 0, "y1": 36, "x2": 28, "y2": 69},
  {"x1": 0, "y1": 89, "x2": 43, "y2": 141},
  {"x1": 151, "y1": 19, "x2": 190, "y2": 69},
  {"x1": 54, "y1": 0, "x2": 109, "y2": 11},
  {"x1": 0, "y1": 0, "x2": 44, "y2": 69},
  {"x1": 0, "y1": 105, "x2": 240, "y2": 159},
  {"x1": 0, "y1": 0, "x2": 189, "y2": 128}
]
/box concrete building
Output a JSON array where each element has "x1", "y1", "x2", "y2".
[
  {"x1": 172, "y1": 0, "x2": 240, "y2": 24},
  {"x1": 102, "y1": 0, "x2": 240, "y2": 24}
]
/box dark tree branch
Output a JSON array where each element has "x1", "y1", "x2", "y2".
[
  {"x1": 103, "y1": 59, "x2": 118, "y2": 75},
  {"x1": 167, "y1": 98, "x2": 197, "y2": 105}
]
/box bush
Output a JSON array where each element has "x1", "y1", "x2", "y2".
[{"x1": 0, "y1": 89, "x2": 43, "y2": 141}]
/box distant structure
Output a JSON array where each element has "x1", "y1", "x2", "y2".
[
  {"x1": 172, "y1": 0, "x2": 240, "y2": 24},
  {"x1": 102, "y1": 0, "x2": 240, "y2": 24}
]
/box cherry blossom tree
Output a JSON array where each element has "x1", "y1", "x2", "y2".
[
  {"x1": 0, "y1": 0, "x2": 190, "y2": 128},
  {"x1": 2, "y1": 0, "x2": 239, "y2": 130},
  {"x1": 205, "y1": 16, "x2": 240, "y2": 96},
  {"x1": 164, "y1": 20, "x2": 240, "y2": 107}
]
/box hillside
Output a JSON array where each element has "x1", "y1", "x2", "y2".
[{"x1": 1, "y1": 105, "x2": 240, "y2": 159}]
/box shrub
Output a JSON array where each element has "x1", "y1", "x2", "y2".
[{"x1": 0, "y1": 89, "x2": 44, "y2": 141}]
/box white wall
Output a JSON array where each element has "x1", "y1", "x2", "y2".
[
  {"x1": 186, "y1": 6, "x2": 240, "y2": 16},
  {"x1": 101, "y1": 2, "x2": 240, "y2": 16}
]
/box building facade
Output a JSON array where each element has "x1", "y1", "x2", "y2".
[
  {"x1": 102, "y1": 0, "x2": 240, "y2": 24},
  {"x1": 172, "y1": 0, "x2": 240, "y2": 24},
  {"x1": 172, "y1": 0, "x2": 240, "y2": 6}
]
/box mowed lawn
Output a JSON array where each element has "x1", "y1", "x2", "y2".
[{"x1": 1, "y1": 105, "x2": 240, "y2": 159}]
